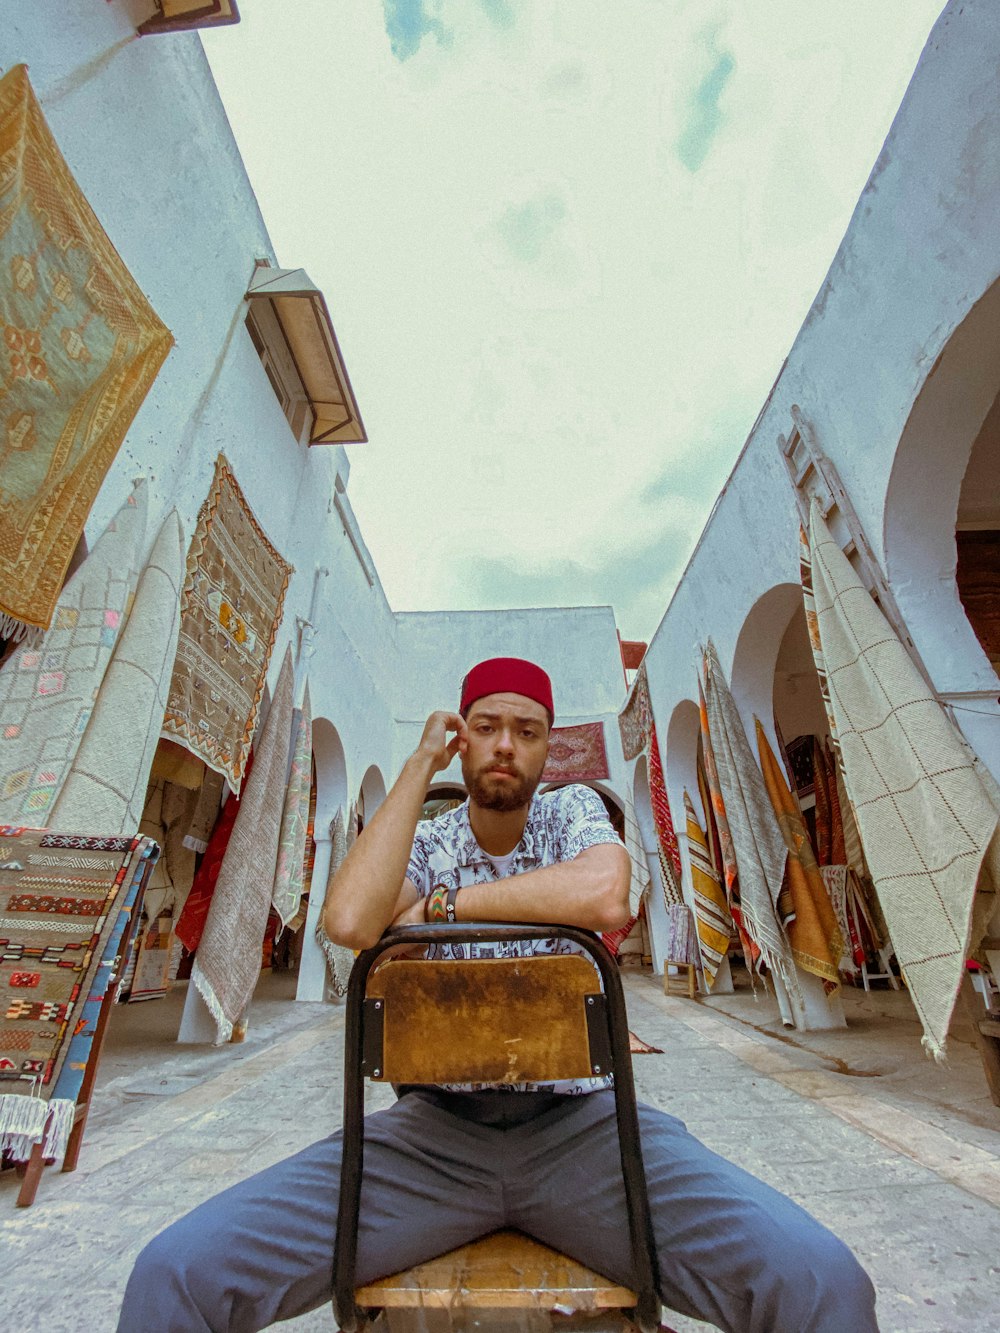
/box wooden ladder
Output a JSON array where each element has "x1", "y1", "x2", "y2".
[{"x1": 778, "y1": 405, "x2": 934, "y2": 689}]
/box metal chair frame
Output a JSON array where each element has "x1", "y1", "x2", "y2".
[{"x1": 332, "y1": 921, "x2": 661, "y2": 1332}]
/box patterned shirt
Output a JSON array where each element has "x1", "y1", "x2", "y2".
[{"x1": 405, "y1": 783, "x2": 623, "y2": 1095}]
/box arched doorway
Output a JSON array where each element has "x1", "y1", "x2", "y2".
[
  {"x1": 884, "y1": 275, "x2": 1000, "y2": 777},
  {"x1": 296, "y1": 717, "x2": 348, "y2": 1002},
  {"x1": 727, "y1": 587, "x2": 848, "y2": 1028},
  {"x1": 730, "y1": 583, "x2": 804, "y2": 743},
  {"x1": 663, "y1": 698, "x2": 701, "y2": 814},
  {"x1": 357, "y1": 764, "x2": 387, "y2": 832},
  {"x1": 423, "y1": 781, "x2": 467, "y2": 821},
  {"x1": 312, "y1": 717, "x2": 348, "y2": 832}
]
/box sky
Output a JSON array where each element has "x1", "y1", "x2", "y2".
[{"x1": 203, "y1": 0, "x2": 946, "y2": 643}]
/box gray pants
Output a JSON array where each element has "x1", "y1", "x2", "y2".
[{"x1": 117, "y1": 1089, "x2": 878, "y2": 1333}]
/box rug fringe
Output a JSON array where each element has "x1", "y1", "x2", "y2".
[
  {"x1": 0, "y1": 1093, "x2": 47, "y2": 1159},
  {"x1": 40, "y1": 1098, "x2": 76, "y2": 1159},
  {"x1": 316, "y1": 922, "x2": 351, "y2": 997},
  {"x1": 190, "y1": 957, "x2": 234, "y2": 1044},
  {"x1": 921, "y1": 1033, "x2": 948, "y2": 1064},
  {"x1": 0, "y1": 1092, "x2": 75, "y2": 1162},
  {"x1": 0, "y1": 612, "x2": 42, "y2": 648}
]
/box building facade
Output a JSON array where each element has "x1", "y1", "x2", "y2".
[{"x1": 1, "y1": 2, "x2": 997, "y2": 1051}]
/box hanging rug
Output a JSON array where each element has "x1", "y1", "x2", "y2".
[
  {"x1": 161, "y1": 454, "x2": 292, "y2": 793},
  {"x1": 0, "y1": 65, "x2": 172, "y2": 637}
]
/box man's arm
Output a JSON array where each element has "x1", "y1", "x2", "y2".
[
  {"x1": 391, "y1": 841, "x2": 632, "y2": 934},
  {"x1": 323, "y1": 711, "x2": 466, "y2": 951}
]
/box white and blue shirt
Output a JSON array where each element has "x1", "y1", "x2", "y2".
[{"x1": 405, "y1": 783, "x2": 623, "y2": 1095}]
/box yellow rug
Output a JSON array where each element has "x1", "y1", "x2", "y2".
[
  {"x1": 756, "y1": 721, "x2": 843, "y2": 991},
  {"x1": 0, "y1": 65, "x2": 172, "y2": 636},
  {"x1": 684, "y1": 790, "x2": 732, "y2": 990}
]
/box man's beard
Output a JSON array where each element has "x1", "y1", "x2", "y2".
[{"x1": 462, "y1": 758, "x2": 543, "y2": 813}]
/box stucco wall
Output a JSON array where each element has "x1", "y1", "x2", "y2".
[
  {"x1": 392, "y1": 606, "x2": 630, "y2": 798},
  {"x1": 1, "y1": 3, "x2": 402, "y2": 806},
  {"x1": 641, "y1": 0, "x2": 1000, "y2": 795}
]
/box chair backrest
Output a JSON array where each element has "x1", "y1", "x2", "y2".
[
  {"x1": 364, "y1": 953, "x2": 612, "y2": 1086},
  {"x1": 333, "y1": 922, "x2": 661, "y2": 1333}
]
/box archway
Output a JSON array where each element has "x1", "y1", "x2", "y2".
[
  {"x1": 312, "y1": 716, "x2": 348, "y2": 832},
  {"x1": 663, "y1": 698, "x2": 701, "y2": 814},
  {"x1": 540, "y1": 779, "x2": 624, "y2": 822},
  {"x1": 423, "y1": 781, "x2": 467, "y2": 821},
  {"x1": 884, "y1": 275, "x2": 1000, "y2": 776},
  {"x1": 358, "y1": 764, "x2": 387, "y2": 831},
  {"x1": 730, "y1": 583, "x2": 804, "y2": 744},
  {"x1": 296, "y1": 717, "x2": 348, "y2": 1003},
  {"x1": 770, "y1": 603, "x2": 832, "y2": 855}
]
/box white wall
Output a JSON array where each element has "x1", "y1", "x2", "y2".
[
  {"x1": 9, "y1": 1, "x2": 996, "y2": 998},
  {"x1": 1, "y1": 4, "x2": 402, "y2": 807},
  {"x1": 392, "y1": 606, "x2": 630, "y2": 799},
  {"x1": 640, "y1": 0, "x2": 1000, "y2": 792}
]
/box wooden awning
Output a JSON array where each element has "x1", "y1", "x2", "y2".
[
  {"x1": 138, "y1": 2, "x2": 240, "y2": 36},
  {"x1": 246, "y1": 267, "x2": 367, "y2": 445}
]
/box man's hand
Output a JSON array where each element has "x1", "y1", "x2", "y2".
[
  {"x1": 415, "y1": 711, "x2": 468, "y2": 775},
  {"x1": 391, "y1": 895, "x2": 426, "y2": 929},
  {"x1": 323, "y1": 710, "x2": 464, "y2": 951}
]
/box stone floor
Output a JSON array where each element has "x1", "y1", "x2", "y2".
[{"x1": 2, "y1": 968, "x2": 998, "y2": 1332}]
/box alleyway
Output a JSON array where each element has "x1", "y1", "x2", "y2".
[{"x1": 3, "y1": 974, "x2": 998, "y2": 1333}]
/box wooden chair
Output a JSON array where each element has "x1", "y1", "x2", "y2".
[{"x1": 332, "y1": 923, "x2": 663, "y2": 1332}]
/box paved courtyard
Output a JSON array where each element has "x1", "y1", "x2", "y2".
[{"x1": 2, "y1": 970, "x2": 998, "y2": 1332}]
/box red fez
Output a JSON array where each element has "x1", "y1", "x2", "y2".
[{"x1": 460, "y1": 657, "x2": 554, "y2": 718}]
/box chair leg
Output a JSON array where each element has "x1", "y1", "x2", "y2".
[{"x1": 15, "y1": 1140, "x2": 46, "y2": 1208}]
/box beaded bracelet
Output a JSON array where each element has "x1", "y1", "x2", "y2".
[{"x1": 426, "y1": 886, "x2": 449, "y2": 922}]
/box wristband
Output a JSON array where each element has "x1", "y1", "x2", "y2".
[
  {"x1": 427, "y1": 886, "x2": 448, "y2": 922},
  {"x1": 446, "y1": 887, "x2": 459, "y2": 923}
]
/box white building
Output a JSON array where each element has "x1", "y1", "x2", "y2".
[
  {"x1": 1, "y1": 2, "x2": 643, "y2": 1024},
  {"x1": 1, "y1": 2, "x2": 997, "y2": 1044},
  {"x1": 627, "y1": 0, "x2": 1000, "y2": 1037}
]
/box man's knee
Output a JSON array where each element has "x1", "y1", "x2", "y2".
[
  {"x1": 764, "y1": 1225, "x2": 877, "y2": 1332},
  {"x1": 119, "y1": 1224, "x2": 220, "y2": 1332}
]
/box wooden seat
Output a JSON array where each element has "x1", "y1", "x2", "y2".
[
  {"x1": 333, "y1": 922, "x2": 661, "y2": 1333},
  {"x1": 356, "y1": 1229, "x2": 636, "y2": 1311}
]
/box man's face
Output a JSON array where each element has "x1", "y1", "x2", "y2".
[{"x1": 461, "y1": 692, "x2": 550, "y2": 813}]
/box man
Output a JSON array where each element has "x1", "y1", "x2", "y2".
[{"x1": 119, "y1": 657, "x2": 878, "y2": 1333}]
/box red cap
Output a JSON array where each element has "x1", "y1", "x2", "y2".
[{"x1": 460, "y1": 657, "x2": 554, "y2": 718}]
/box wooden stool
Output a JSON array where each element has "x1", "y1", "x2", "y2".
[{"x1": 662, "y1": 962, "x2": 696, "y2": 999}]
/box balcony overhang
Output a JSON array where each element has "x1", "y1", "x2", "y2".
[
  {"x1": 246, "y1": 266, "x2": 367, "y2": 445},
  {"x1": 139, "y1": 2, "x2": 240, "y2": 34}
]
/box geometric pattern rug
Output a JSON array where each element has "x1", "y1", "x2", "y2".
[
  {"x1": 0, "y1": 829, "x2": 156, "y2": 1160},
  {"x1": 161, "y1": 454, "x2": 292, "y2": 793},
  {"x1": 0, "y1": 480, "x2": 147, "y2": 827},
  {"x1": 39, "y1": 839, "x2": 155, "y2": 1158},
  {"x1": 808, "y1": 501, "x2": 1000, "y2": 1056}
]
